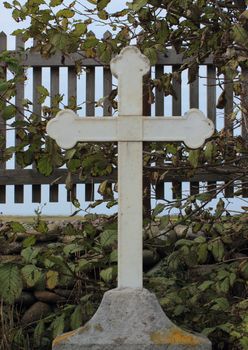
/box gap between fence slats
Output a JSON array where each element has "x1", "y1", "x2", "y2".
[
  {"x1": 0, "y1": 32, "x2": 7, "y2": 203},
  {"x1": 14, "y1": 36, "x2": 24, "y2": 203}
]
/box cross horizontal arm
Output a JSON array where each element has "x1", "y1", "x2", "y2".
[
  {"x1": 47, "y1": 109, "x2": 214, "y2": 150},
  {"x1": 46, "y1": 110, "x2": 118, "y2": 149},
  {"x1": 143, "y1": 109, "x2": 214, "y2": 149}
]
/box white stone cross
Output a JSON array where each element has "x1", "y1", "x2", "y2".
[{"x1": 46, "y1": 46, "x2": 214, "y2": 289}]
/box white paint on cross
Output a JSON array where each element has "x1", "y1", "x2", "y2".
[{"x1": 46, "y1": 46, "x2": 214, "y2": 289}]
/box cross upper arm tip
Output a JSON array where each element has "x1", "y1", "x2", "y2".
[{"x1": 110, "y1": 46, "x2": 150, "y2": 78}]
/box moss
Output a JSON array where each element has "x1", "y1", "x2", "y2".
[
  {"x1": 150, "y1": 327, "x2": 203, "y2": 346},
  {"x1": 53, "y1": 330, "x2": 78, "y2": 348}
]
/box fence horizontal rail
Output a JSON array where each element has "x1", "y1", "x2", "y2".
[
  {"x1": 0, "y1": 168, "x2": 244, "y2": 186},
  {"x1": 0, "y1": 49, "x2": 214, "y2": 67}
]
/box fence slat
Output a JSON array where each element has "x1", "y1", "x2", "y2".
[
  {"x1": 224, "y1": 75, "x2": 234, "y2": 197},
  {"x1": 189, "y1": 66, "x2": 200, "y2": 198},
  {"x1": 242, "y1": 68, "x2": 248, "y2": 197},
  {"x1": 155, "y1": 65, "x2": 164, "y2": 199},
  {"x1": 207, "y1": 65, "x2": 217, "y2": 197},
  {"x1": 14, "y1": 36, "x2": 24, "y2": 203},
  {"x1": 172, "y1": 65, "x2": 182, "y2": 199},
  {"x1": 103, "y1": 67, "x2": 112, "y2": 116},
  {"x1": 49, "y1": 67, "x2": 59, "y2": 202},
  {"x1": 67, "y1": 66, "x2": 77, "y2": 202},
  {"x1": 143, "y1": 72, "x2": 152, "y2": 216},
  {"x1": 32, "y1": 64, "x2": 42, "y2": 203},
  {"x1": 85, "y1": 67, "x2": 95, "y2": 201},
  {"x1": 0, "y1": 32, "x2": 7, "y2": 203}
]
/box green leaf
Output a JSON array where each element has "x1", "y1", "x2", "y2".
[
  {"x1": 10, "y1": 221, "x2": 26, "y2": 233},
  {"x1": 70, "y1": 305, "x2": 83, "y2": 330},
  {"x1": 3, "y1": 2, "x2": 12, "y2": 9},
  {"x1": 109, "y1": 249, "x2": 118, "y2": 262},
  {"x1": 0, "y1": 264, "x2": 23, "y2": 304},
  {"x1": 21, "y1": 247, "x2": 41, "y2": 264},
  {"x1": 46, "y1": 270, "x2": 59, "y2": 289},
  {"x1": 21, "y1": 264, "x2": 42, "y2": 287},
  {"x1": 152, "y1": 203, "x2": 166, "y2": 218},
  {"x1": 50, "y1": 0, "x2": 63, "y2": 6},
  {"x1": 188, "y1": 150, "x2": 199, "y2": 168},
  {"x1": 232, "y1": 24, "x2": 248, "y2": 45},
  {"x1": 23, "y1": 235, "x2": 37, "y2": 248},
  {"x1": 34, "y1": 320, "x2": 45, "y2": 347},
  {"x1": 56, "y1": 9, "x2": 75, "y2": 18},
  {"x1": 208, "y1": 239, "x2": 225, "y2": 262},
  {"x1": 37, "y1": 85, "x2": 49, "y2": 104},
  {"x1": 198, "y1": 280, "x2": 214, "y2": 291},
  {"x1": 197, "y1": 243, "x2": 208, "y2": 264},
  {"x1": 51, "y1": 314, "x2": 65, "y2": 338},
  {"x1": 74, "y1": 23, "x2": 87, "y2": 36},
  {"x1": 2, "y1": 105, "x2": 16, "y2": 120},
  {"x1": 100, "y1": 266, "x2": 116, "y2": 283},
  {"x1": 97, "y1": 0, "x2": 110, "y2": 11},
  {"x1": 100, "y1": 229, "x2": 117, "y2": 247},
  {"x1": 144, "y1": 47, "x2": 157, "y2": 65},
  {"x1": 211, "y1": 297, "x2": 229, "y2": 311},
  {"x1": 37, "y1": 156, "x2": 53, "y2": 176},
  {"x1": 127, "y1": 0, "x2": 148, "y2": 11}
]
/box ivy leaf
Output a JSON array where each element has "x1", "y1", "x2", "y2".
[{"x1": 0, "y1": 264, "x2": 23, "y2": 304}]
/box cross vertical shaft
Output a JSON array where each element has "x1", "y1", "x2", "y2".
[{"x1": 111, "y1": 47, "x2": 150, "y2": 288}]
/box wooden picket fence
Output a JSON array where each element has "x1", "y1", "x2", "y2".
[{"x1": 0, "y1": 32, "x2": 247, "y2": 206}]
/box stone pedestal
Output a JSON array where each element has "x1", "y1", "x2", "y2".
[{"x1": 53, "y1": 288, "x2": 211, "y2": 350}]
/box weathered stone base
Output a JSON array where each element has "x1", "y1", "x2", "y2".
[{"x1": 53, "y1": 288, "x2": 211, "y2": 350}]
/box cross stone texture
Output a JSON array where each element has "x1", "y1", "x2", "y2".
[{"x1": 47, "y1": 46, "x2": 213, "y2": 350}]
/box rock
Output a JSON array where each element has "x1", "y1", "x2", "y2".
[
  {"x1": 143, "y1": 250, "x2": 160, "y2": 269},
  {"x1": 15, "y1": 292, "x2": 36, "y2": 306},
  {"x1": 54, "y1": 289, "x2": 75, "y2": 299},
  {"x1": 0, "y1": 255, "x2": 22, "y2": 263},
  {"x1": 174, "y1": 225, "x2": 188, "y2": 238},
  {"x1": 0, "y1": 240, "x2": 22, "y2": 254},
  {"x1": 34, "y1": 291, "x2": 65, "y2": 304},
  {"x1": 22, "y1": 302, "x2": 51, "y2": 325},
  {"x1": 146, "y1": 260, "x2": 164, "y2": 277},
  {"x1": 52, "y1": 288, "x2": 211, "y2": 350}
]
